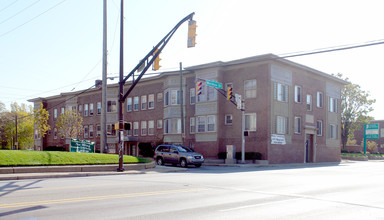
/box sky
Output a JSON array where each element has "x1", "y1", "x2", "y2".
[{"x1": 1, "y1": 0, "x2": 384, "y2": 118}]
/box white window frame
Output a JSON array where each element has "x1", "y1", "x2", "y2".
[
  {"x1": 84, "y1": 104, "x2": 89, "y2": 116},
  {"x1": 307, "y1": 94, "x2": 312, "y2": 111},
  {"x1": 53, "y1": 128, "x2": 58, "y2": 139},
  {"x1": 225, "y1": 114, "x2": 233, "y2": 125},
  {"x1": 148, "y1": 120, "x2": 154, "y2": 135},
  {"x1": 133, "y1": 122, "x2": 139, "y2": 136},
  {"x1": 244, "y1": 79, "x2": 257, "y2": 98},
  {"x1": 317, "y1": 120, "x2": 323, "y2": 136},
  {"x1": 157, "y1": 92, "x2": 163, "y2": 102},
  {"x1": 276, "y1": 83, "x2": 288, "y2": 102},
  {"x1": 317, "y1": 92, "x2": 323, "y2": 108},
  {"x1": 96, "y1": 124, "x2": 101, "y2": 137},
  {"x1": 190, "y1": 117, "x2": 195, "y2": 134},
  {"x1": 107, "y1": 100, "x2": 117, "y2": 113},
  {"x1": 133, "y1": 97, "x2": 139, "y2": 111},
  {"x1": 97, "y1": 102, "x2": 101, "y2": 115},
  {"x1": 54, "y1": 109, "x2": 57, "y2": 119},
  {"x1": 84, "y1": 125, "x2": 89, "y2": 138},
  {"x1": 89, "y1": 125, "x2": 94, "y2": 138},
  {"x1": 157, "y1": 120, "x2": 162, "y2": 129},
  {"x1": 245, "y1": 113, "x2": 257, "y2": 131},
  {"x1": 127, "y1": 98, "x2": 132, "y2": 112},
  {"x1": 197, "y1": 116, "x2": 206, "y2": 133},
  {"x1": 329, "y1": 97, "x2": 338, "y2": 113},
  {"x1": 190, "y1": 88, "x2": 196, "y2": 105},
  {"x1": 148, "y1": 94, "x2": 155, "y2": 109},
  {"x1": 294, "y1": 85, "x2": 301, "y2": 103},
  {"x1": 89, "y1": 103, "x2": 94, "y2": 116},
  {"x1": 330, "y1": 124, "x2": 337, "y2": 139},
  {"x1": 78, "y1": 105, "x2": 82, "y2": 116},
  {"x1": 141, "y1": 95, "x2": 147, "y2": 110},
  {"x1": 294, "y1": 116, "x2": 301, "y2": 134},
  {"x1": 276, "y1": 116, "x2": 288, "y2": 135},
  {"x1": 207, "y1": 115, "x2": 216, "y2": 132},
  {"x1": 61, "y1": 107, "x2": 65, "y2": 115},
  {"x1": 141, "y1": 121, "x2": 147, "y2": 136}
]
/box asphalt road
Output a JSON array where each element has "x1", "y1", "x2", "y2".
[{"x1": 1, "y1": 161, "x2": 384, "y2": 219}]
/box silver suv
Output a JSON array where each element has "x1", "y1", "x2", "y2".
[{"x1": 154, "y1": 144, "x2": 204, "y2": 168}]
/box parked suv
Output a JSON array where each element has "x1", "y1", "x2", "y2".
[{"x1": 154, "y1": 144, "x2": 204, "y2": 168}]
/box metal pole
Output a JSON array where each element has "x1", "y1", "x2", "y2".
[
  {"x1": 15, "y1": 114, "x2": 18, "y2": 150},
  {"x1": 363, "y1": 124, "x2": 367, "y2": 155},
  {"x1": 180, "y1": 62, "x2": 185, "y2": 145},
  {"x1": 101, "y1": 0, "x2": 108, "y2": 154},
  {"x1": 117, "y1": 0, "x2": 124, "y2": 172},
  {"x1": 241, "y1": 100, "x2": 245, "y2": 164}
]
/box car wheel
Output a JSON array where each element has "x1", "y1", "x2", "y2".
[
  {"x1": 195, "y1": 164, "x2": 202, "y2": 168},
  {"x1": 157, "y1": 157, "x2": 164, "y2": 166},
  {"x1": 180, "y1": 158, "x2": 188, "y2": 168}
]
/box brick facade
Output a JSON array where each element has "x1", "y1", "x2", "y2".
[{"x1": 29, "y1": 54, "x2": 347, "y2": 164}]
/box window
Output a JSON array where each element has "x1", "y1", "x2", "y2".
[
  {"x1": 141, "y1": 121, "x2": 147, "y2": 136},
  {"x1": 197, "y1": 117, "x2": 206, "y2": 133},
  {"x1": 294, "y1": 86, "x2": 301, "y2": 103},
  {"x1": 207, "y1": 116, "x2": 216, "y2": 132},
  {"x1": 107, "y1": 124, "x2": 116, "y2": 136},
  {"x1": 61, "y1": 107, "x2": 65, "y2": 115},
  {"x1": 148, "y1": 120, "x2": 154, "y2": 135},
  {"x1": 306, "y1": 95, "x2": 312, "y2": 111},
  {"x1": 245, "y1": 113, "x2": 257, "y2": 131},
  {"x1": 330, "y1": 124, "x2": 337, "y2": 139},
  {"x1": 84, "y1": 104, "x2": 89, "y2": 116},
  {"x1": 197, "y1": 84, "x2": 206, "y2": 102},
  {"x1": 164, "y1": 118, "x2": 181, "y2": 134},
  {"x1": 96, "y1": 125, "x2": 101, "y2": 137},
  {"x1": 84, "y1": 126, "x2": 89, "y2": 138},
  {"x1": 275, "y1": 83, "x2": 288, "y2": 102},
  {"x1": 97, "y1": 102, "x2": 101, "y2": 115},
  {"x1": 225, "y1": 114, "x2": 233, "y2": 125},
  {"x1": 133, "y1": 97, "x2": 139, "y2": 111},
  {"x1": 148, "y1": 94, "x2": 154, "y2": 109},
  {"x1": 190, "y1": 117, "x2": 195, "y2": 133},
  {"x1": 127, "y1": 98, "x2": 132, "y2": 112},
  {"x1": 244, "y1": 79, "x2": 257, "y2": 98},
  {"x1": 329, "y1": 97, "x2": 337, "y2": 113},
  {"x1": 190, "y1": 88, "x2": 196, "y2": 105},
  {"x1": 157, "y1": 120, "x2": 162, "y2": 129},
  {"x1": 54, "y1": 109, "x2": 57, "y2": 119},
  {"x1": 276, "y1": 116, "x2": 288, "y2": 135},
  {"x1": 133, "y1": 122, "x2": 139, "y2": 136},
  {"x1": 89, "y1": 125, "x2": 94, "y2": 138},
  {"x1": 317, "y1": 92, "x2": 323, "y2": 108},
  {"x1": 317, "y1": 120, "x2": 323, "y2": 136},
  {"x1": 157, "y1": 92, "x2": 163, "y2": 102},
  {"x1": 54, "y1": 128, "x2": 58, "y2": 139},
  {"x1": 107, "y1": 101, "x2": 117, "y2": 112},
  {"x1": 89, "y1": 103, "x2": 94, "y2": 116},
  {"x1": 141, "y1": 95, "x2": 147, "y2": 110},
  {"x1": 78, "y1": 105, "x2": 82, "y2": 116},
  {"x1": 171, "y1": 89, "x2": 180, "y2": 105},
  {"x1": 127, "y1": 122, "x2": 132, "y2": 136},
  {"x1": 294, "y1": 117, "x2": 301, "y2": 134},
  {"x1": 71, "y1": 106, "x2": 77, "y2": 111},
  {"x1": 207, "y1": 86, "x2": 216, "y2": 101}
]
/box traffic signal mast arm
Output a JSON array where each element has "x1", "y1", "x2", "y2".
[{"x1": 120, "y1": 12, "x2": 195, "y2": 102}]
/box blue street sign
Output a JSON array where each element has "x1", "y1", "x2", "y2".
[{"x1": 206, "y1": 80, "x2": 223, "y2": 89}]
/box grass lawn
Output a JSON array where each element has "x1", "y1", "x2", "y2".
[{"x1": 0, "y1": 150, "x2": 151, "y2": 166}]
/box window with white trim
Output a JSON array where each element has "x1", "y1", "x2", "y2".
[
  {"x1": 329, "y1": 97, "x2": 337, "y2": 113},
  {"x1": 127, "y1": 98, "x2": 132, "y2": 112},
  {"x1": 84, "y1": 125, "x2": 89, "y2": 138},
  {"x1": 148, "y1": 94, "x2": 154, "y2": 109},
  {"x1": 317, "y1": 120, "x2": 323, "y2": 136},
  {"x1": 133, "y1": 122, "x2": 139, "y2": 136},
  {"x1": 78, "y1": 105, "x2": 82, "y2": 116},
  {"x1": 276, "y1": 116, "x2": 288, "y2": 135},
  {"x1": 244, "y1": 79, "x2": 257, "y2": 98},
  {"x1": 207, "y1": 115, "x2": 216, "y2": 132},
  {"x1": 157, "y1": 120, "x2": 162, "y2": 129},
  {"x1": 96, "y1": 124, "x2": 101, "y2": 137},
  {"x1": 190, "y1": 88, "x2": 196, "y2": 105},
  {"x1": 157, "y1": 92, "x2": 163, "y2": 102},
  {"x1": 107, "y1": 101, "x2": 117, "y2": 113},
  {"x1": 197, "y1": 116, "x2": 206, "y2": 133},
  {"x1": 307, "y1": 95, "x2": 312, "y2": 111},
  {"x1": 53, "y1": 128, "x2": 57, "y2": 139},
  {"x1": 164, "y1": 118, "x2": 181, "y2": 134},
  {"x1": 61, "y1": 107, "x2": 65, "y2": 115},
  {"x1": 275, "y1": 83, "x2": 288, "y2": 102},
  {"x1": 294, "y1": 86, "x2": 301, "y2": 103},
  {"x1": 133, "y1": 97, "x2": 139, "y2": 111},
  {"x1": 84, "y1": 104, "x2": 89, "y2": 116},
  {"x1": 225, "y1": 114, "x2": 233, "y2": 125},
  {"x1": 148, "y1": 120, "x2": 154, "y2": 135},
  {"x1": 190, "y1": 117, "x2": 195, "y2": 133},
  {"x1": 107, "y1": 124, "x2": 116, "y2": 136},
  {"x1": 54, "y1": 109, "x2": 57, "y2": 119},
  {"x1": 97, "y1": 102, "x2": 101, "y2": 115},
  {"x1": 141, "y1": 95, "x2": 147, "y2": 110},
  {"x1": 89, "y1": 125, "x2": 94, "y2": 138},
  {"x1": 89, "y1": 103, "x2": 94, "y2": 116},
  {"x1": 245, "y1": 113, "x2": 256, "y2": 131},
  {"x1": 317, "y1": 92, "x2": 323, "y2": 108},
  {"x1": 294, "y1": 117, "x2": 301, "y2": 134},
  {"x1": 330, "y1": 124, "x2": 337, "y2": 139},
  {"x1": 141, "y1": 121, "x2": 147, "y2": 136}
]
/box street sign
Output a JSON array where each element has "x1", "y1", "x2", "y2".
[
  {"x1": 206, "y1": 80, "x2": 223, "y2": 89},
  {"x1": 70, "y1": 139, "x2": 95, "y2": 153},
  {"x1": 364, "y1": 124, "x2": 379, "y2": 139}
]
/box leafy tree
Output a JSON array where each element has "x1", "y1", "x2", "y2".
[
  {"x1": 33, "y1": 103, "x2": 50, "y2": 138},
  {"x1": 337, "y1": 74, "x2": 376, "y2": 150},
  {"x1": 56, "y1": 109, "x2": 83, "y2": 139}
]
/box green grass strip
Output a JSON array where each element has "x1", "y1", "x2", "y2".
[{"x1": 0, "y1": 150, "x2": 151, "y2": 166}]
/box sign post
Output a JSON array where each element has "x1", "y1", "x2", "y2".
[{"x1": 363, "y1": 124, "x2": 379, "y2": 154}]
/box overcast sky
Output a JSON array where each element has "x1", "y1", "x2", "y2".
[{"x1": 1, "y1": 0, "x2": 384, "y2": 118}]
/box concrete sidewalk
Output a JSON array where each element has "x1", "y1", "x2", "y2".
[{"x1": 0, "y1": 162, "x2": 187, "y2": 181}]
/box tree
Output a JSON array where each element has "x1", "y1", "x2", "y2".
[
  {"x1": 56, "y1": 109, "x2": 83, "y2": 139},
  {"x1": 338, "y1": 74, "x2": 376, "y2": 150},
  {"x1": 33, "y1": 103, "x2": 50, "y2": 138}
]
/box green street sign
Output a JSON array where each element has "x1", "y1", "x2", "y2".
[
  {"x1": 364, "y1": 124, "x2": 379, "y2": 139},
  {"x1": 206, "y1": 80, "x2": 223, "y2": 89},
  {"x1": 70, "y1": 139, "x2": 95, "y2": 153}
]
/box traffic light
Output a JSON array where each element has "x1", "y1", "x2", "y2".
[
  {"x1": 227, "y1": 87, "x2": 232, "y2": 100},
  {"x1": 153, "y1": 49, "x2": 161, "y2": 70},
  {"x1": 187, "y1": 20, "x2": 197, "y2": 48},
  {"x1": 196, "y1": 81, "x2": 203, "y2": 96}
]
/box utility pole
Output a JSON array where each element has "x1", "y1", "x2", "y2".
[
  {"x1": 15, "y1": 114, "x2": 18, "y2": 150},
  {"x1": 241, "y1": 100, "x2": 245, "y2": 164},
  {"x1": 117, "y1": 0, "x2": 124, "y2": 172},
  {"x1": 101, "y1": 0, "x2": 108, "y2": 154},
  {"x1": 180, "y1": 62, "x2": 185, "y2": 145}
]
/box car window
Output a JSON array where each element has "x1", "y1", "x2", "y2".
[
  {"x1": 157, "y1": 146, "x2": 169, "y2": 152},
  {"x1": 170, "y1": 147, "x2": 178, "y2": 153},
  {"x1": 176, "y1": 145, "x2": 193, "y2": 152}
]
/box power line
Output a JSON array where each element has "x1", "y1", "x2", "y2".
[
  {"x1": 0, "y1": 0, "x2": 19, "y2": 13},
  {"x1": 0, "y1": 0, "x2": 40, "y2": 25},
  {"x1": 0, "y1": 0, "x2": 66, "y2": 38}
]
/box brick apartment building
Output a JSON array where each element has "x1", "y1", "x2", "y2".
[{"x1": 29, "y1": 54, "x2": 348, "y2": 164}]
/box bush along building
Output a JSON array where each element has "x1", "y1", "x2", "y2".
[{"x1": 29, "y1": 54, "x2": 348, "y2": 164}]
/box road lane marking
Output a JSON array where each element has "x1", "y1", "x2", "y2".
[
  {"x1": 219, "y1": 198, "x2": 302, "y2": 212},
  {"x1": 0, "y1": 187, "x2": 207, "y2": 209}
]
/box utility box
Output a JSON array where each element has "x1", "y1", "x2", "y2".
[{"x1": 225, "y1": 145, "x2": 236, "y2": 164}]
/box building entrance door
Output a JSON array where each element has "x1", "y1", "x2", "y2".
[{"x1": 305, "y1": 134, "x2": 314, "y2": 163}]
